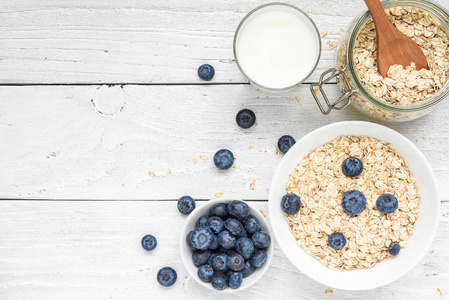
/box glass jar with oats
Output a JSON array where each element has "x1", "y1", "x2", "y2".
[{"x1": 311, "y1": 0, "x2": 449, "y2": 122}]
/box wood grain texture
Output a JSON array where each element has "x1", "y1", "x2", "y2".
[
  {"x1": 0, "y1": 0, "x2": 446, "y2": 84},
  {"x1": 1, "y1": 84, "x2": 448, "y2": 200},
  {"x1": 0, "y1": 200, "x2": 447, "y2": 299}
]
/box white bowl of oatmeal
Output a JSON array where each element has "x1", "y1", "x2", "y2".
[{"x1": 268, "y1": 121, "x2": 439, "y2": 290}]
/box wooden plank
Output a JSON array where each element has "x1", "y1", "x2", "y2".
[
  {"x1": 0, "y1": 200, "x2": 447, "y2": 299},
  {"x1": 0, "y1": 0, "x2": 446, "y2": 84},
  {"x1": 1, "y1": 85, "x2": 448, "y2": 200}
]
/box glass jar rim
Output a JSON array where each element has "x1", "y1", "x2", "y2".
[
  {"x1": 347, "y1": 0, "x2": 449, "y2": 112},
  {"x1": 233, "y1": 2, "x2": 322, "y2": 91}
]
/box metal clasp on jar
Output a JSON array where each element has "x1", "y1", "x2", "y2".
[{"x1": 310, "y1": 66, "x2": 358, "y2": 115}]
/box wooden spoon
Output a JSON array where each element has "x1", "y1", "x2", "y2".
[{"x1": 363, "y1": 0, "x2": 429, "y2": 77}]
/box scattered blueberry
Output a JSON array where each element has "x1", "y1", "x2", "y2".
[
  {"x1": 251, "y1": 231, "x2": 271, "y2": 249},
  {"x1": 236, "y1": 109, "x2": 256, "y2": 129},
  {"x1": 388, "y1": 242, "x2": 401, "y2": 256},
  {"x1": 141, "y1": 234, "x2": 157, "y2": 251},
  {"x1": 250, "y1": 250, "x2": 267, "y2": 267},
  {"x1": 227, "y1": 271, "x2": 243, "y2": 289},
  {"x1": 214, "y1": 149, "x2": 234, "y2": 170},
  {"x1": 376, "y1": 193, "x2": 398, "y2": 214},
  {"x1": 186, "y1": 231, "x2": 195, "y2": 250},
  {"x1": 207, "y1": 216, "x2": 225, "y2": 234},
  {"x1": 177, "y1": 196, "x2": 196, "y2": 215},
  {"x1": 342, "y1": 157, "x2": 364, "y2": 177},
  {"x1": 218, "y1": 230, "x2": 236, "y2": 249},
  {"x1": 242, "y1": 261, "x2": 255, "y2": 278},
  {"x1": 208, "y1": 235, "x2": 219, "y2": 250},
  {"x1": 211, "y1": 275, "x2": 228, "y2": 290},
  {"x1": 191, "y1": 227, "x2": 214, "y2": 250},
  {"x1": 243, "y1": 217, "x2": 261, "y2": 235},
  {"x1": 227, "y1": 252, "x2": 245, "y2": 271},
  {"x1": 328, "y1": 232, "x2": 347, "y2": 250},
  {"x1": 235, "y1": 237, "x2": 255, "y2": 260},
  {"x1": 198, "y1": 264, "x2": 215, "y2": 282},
  {"x1": 342, "y1": 190, "x2": 366, "y2": 215},
  {"x1": 198, "y1": 64, "x2": 215, "y2": 81},
  {"x1": 224, "y1": 218, "x2": 244, "y2": 237},
  {"x1": 278, "y1": 135, "x2": 296, "y2": 154},
  {"x1": 157, "y1": 267, "x2": 177, "y2": 287},
  {"x1": 212, "y1": 253, "x2": 229, "y2": 272},
  {"x1": 281, "y1": 194, "x2": 301, "y2": 215},
  {"x1": 210, "y1": 203, "x2": 228, "y2": 218},
  {"x1": 192, "y1": 250, "x2": 211, "y2": 266},
  {"x1": 196, "y1": 215, "x2": 209, "y2": 228},
  {"x1": 227, "y1": 200, "x2": 250, "y2": 220}
]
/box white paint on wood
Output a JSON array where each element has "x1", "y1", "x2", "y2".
[
  {"x1": 1, "y1": 85, "x2": 448, "y2": 200},
  {"x1": 0, "y1": 200, "x2": 447, "y2": 299},
  {"x1": 0, "y1": 0, "x2": 446, "y2": 84}
]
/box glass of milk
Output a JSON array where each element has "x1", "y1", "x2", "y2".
[{"x1": 233, "y1": 3, "x2": 321, "y2": 91}]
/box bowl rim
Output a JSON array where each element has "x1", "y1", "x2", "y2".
[
  {"x1": 268, "y1": 121, "x2": 440, "y2": 290},
  {"x1": 179, "y1": 198, "x2": 274, "y2": 292}
]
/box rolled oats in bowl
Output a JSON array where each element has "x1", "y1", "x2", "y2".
[
  {"x1": 354, "y1": 7, "x2": 449, "y2": 106},
  {"x1": 284, "y1": 136, "x2": 420, "y2": 270}
]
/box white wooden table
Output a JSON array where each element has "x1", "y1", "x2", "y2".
[{"x1": 1, "y1": 1, "x2": 448, "y2": 299}]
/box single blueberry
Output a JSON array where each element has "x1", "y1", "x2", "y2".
[
  {"x1": 198, "y1": 264, "x2": 215, "y2": 282},
  {"x1": 207, "y1": 216, "x2": 225, "y2": 234},
  {"x1": 278, "y1": 135, "x2": 296, "y2": 154},
  {"x1": 342, "y1": 190, "x2": 366, "y2": 215},
  {"x1": 342, "y1": 157, "x2": 363, "y2": 177},
  {"x1": 328, "y1": 232, "x2": 347, "y2": 250},
  {"x1": 186, "y1": 231, "x2": 195, "y2": 250},
  {"x1": 198, "y1": 64, "x2": 215, "y2": 81},
  {"x1": 235, "y1": 237, "x2": 255, "y2": 260},
  {"x1": 207, "y1": 253, "x2": 219, "y2": 266},
  {"x1": 211, "y1": 275, "x2": 228, "y2": 290},
  {"x1": 389, "y1": 242, "x2": 401, "y2": 256},
  {"x1": 227, "y1": 200, "x2": 251, "y2": 220},
  {"x1": 192, "y1": 250, "x2": 211, "y2": 266},
  {"x1": 236, "y1": 109, "x2": 256, "y2": 129},
  {"x1": 251, "y1": 231, "x2": 271, "y2": 249},
  {"x1": 224, "y1": 218, "x2": 245, "y2": 237},
  {"x1": 208, "y1": 235, "x2": 219, "y2": 250},
  {"x1": 196, "y1": 215, "x2": 209, "y2": 228},
  {"x1": 250, "y1": 250, "x2": 267, "y2": 267},
  {"x1": 218, "y1": 230, "x2": 236, "y2": 249},
  {"x1": 177, "y1": 196, "x2": 195, "y2": 215},
  {"x1": 226, "y1": 252, "x2": 245, "y2": 272},
  {"x1": 242, "y1": 261, "x2": 255, "y2": 278},
  {"x1": 212, "y1": 253, "x2": 229, "y2": 272},
  {"x1": 281, "y1": 194, "x2": 301, "y2": 215},
  {"x1": 210, "y1": 203, "x2": 228, "y2": 218},
  {"x1": 191, "y1": 227, "x2": 214, "y2": 250},
  {"x1": 243, "y1": 217, "x2": 261, "y2": 235},
  {"x1": 157, "y1": 267, "x2": 177, "y2": 287},
  {"x1": 227, "y1": 271, "x2": 243, "y2": 289},
  {"x1": 376, "y1": 193, "x2": 398, "y2": 214},
  {"x1": 213, "y1": 149, "x2": 234, "y2": 170},
  {"x1": 141, "y1": 234, "x2": 157, "y2": 251}
]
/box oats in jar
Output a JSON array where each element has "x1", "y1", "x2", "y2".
[
  {"x1": 285, "y1": 136, "x2": 420, "y2": 270},
  {"x1": 354, "y1": 7, "x2": 449, "y2": 105}
]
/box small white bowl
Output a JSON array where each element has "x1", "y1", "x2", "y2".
[
  {"x1": 269, "y1": 121, "x2": 439, "y2": 290},
  {"x1": 179, "y1": 199, "x2": 274, "y2": 292}
]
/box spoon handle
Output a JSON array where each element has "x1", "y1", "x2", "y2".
[{"x1": 363, "y1": 0, "x2": 394, "y2": 31}]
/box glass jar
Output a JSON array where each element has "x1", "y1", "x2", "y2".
[{"x1": 311, "y1": 0, "x2": 449, "y2": 122}]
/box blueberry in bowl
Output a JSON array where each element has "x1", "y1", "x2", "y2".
[
  {"x1": 180, "y1": 199, "x2": 273, "y2": 292},
  {"x1": 342, "y1": 190, "x2": 366, "y2": 215},
  {"x1": 342, "y1": 157, "x2": 363, "y2": 177}
]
